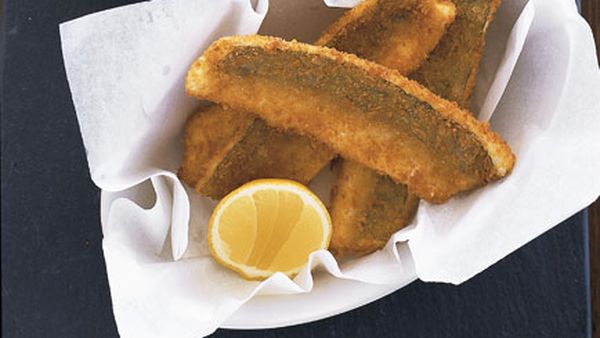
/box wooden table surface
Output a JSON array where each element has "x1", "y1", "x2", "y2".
[{"x1": 580, "y1": 1, "x2": 599, "y2": 336}]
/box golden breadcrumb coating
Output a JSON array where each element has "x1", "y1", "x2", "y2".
[
  {"x1": 411, "y1": 0, "x2": 503, "y2": 106},
  {"x1": 180, "y1": 0, "x2": 456, "y2": 201},
  {"x1": 186, "y1": 35, "x2": 515, "y2": 203},
  {"x1": 329, "y1": 160, "x2": 420, "y2": 257},
  {"x1": 178, "y1": 105, "x2": 254, "y2": 189},
  {"x1": 179, "y1": 105, "x2": 333, "y2": 199},
  {"x1": 319, "y1": 0, "x2": 456, "y2": 256},
  {"x1": 317, "y1": 0, "x2": 456, "y2": 75},
  {"x1": 328, "y1": 0, "x2": 504, "y2": 257}
]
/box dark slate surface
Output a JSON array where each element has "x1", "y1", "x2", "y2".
[{"x1": 0, "y1": 1, "x2": 591, "y2": 337}]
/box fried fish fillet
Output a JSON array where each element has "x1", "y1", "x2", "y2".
[
  {"x1": 327, "y1": 0, "x2": 502, "y2": 256},
  {"x1": 411, "y1": 0, "x2": 502, "y2": 106},
  {"x1": 179, "y1": 105, "x2": 333, "y2": 199},
  {"x1": 320, "y1": 0, "x2": 456, "y2": 256},
  {"x1": 329, "y1": 160, "x2": 420, "y2": 257},
  {"x1": 328, "y1": 0, "x2": 503, "y2": 256},
  {"x1": 178, "y1": 105, "x2": 254, "y2": 191},
  {"x1": 180, "y1": 0, "x2": 454, "y2": 200},
  {"x1": 317, "y1": 0, "x2": 456, "y2": 75},
  {"x1": 186, "y1": 35, "x2": 515, "y2": 203}
]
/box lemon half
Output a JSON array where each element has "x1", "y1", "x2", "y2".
[{"x1": 208, "y1": 179, "x2": 332, "y2": 280}]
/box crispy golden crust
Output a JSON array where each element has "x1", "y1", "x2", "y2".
[
  {"x1": 183, "y1": 2, "x2": 452, "y2": 255},
  {"x1": 199, "y1": 117, "x2": 334, "y2": 199},
  {"x1": 179, "y1": 105, "x2": 334, "y2": 199},
  {"x1": 328, "y1": 0, "x2": 503, "y2": 257},
  {"x1": 178, "y1": 105, "x2": 255, "y2": 189},
  {"x1": 317, "y1": 1, "x2": 454, "y2": 256},
  {"x1": 181, "y1": 0, "x2": 455, "y2": 202},
  {"x1": 411, "y1": 0, "x2": 502, "y2": 106},
  {"x1": 329, "y1": 161, "x2": 419, "y2": 257},
  {"x1": 186, "y1": 35, "x2": 515, "y2": 203},
  {"x1": 317, "y1": 0, "x2": 456, "y2": 74}
]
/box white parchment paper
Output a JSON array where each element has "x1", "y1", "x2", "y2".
[{"x1": 60, "y1": 0, "x2": 600, "y2": 336}]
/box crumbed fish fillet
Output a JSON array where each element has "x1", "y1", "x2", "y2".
[
  {"x1": 329, "y1": 160, "x2": 420, "y2": 257},
  {"x1": 317, "y1": 0, "x2": 456, "y2": 75},
  {"x1": 320, "y1": 0, "x2": 456, "y2": 256},
  {"x1": 186, "y1": 35, "x2": 515, "y2": 203},
  {"x1": 328, "y1": 0, "x2": 503, "y2": 256},
  {"x1": 178, "y1": 105, "x2": 254, "y2": 190},
  {"x1": 411, "y1": 0, "x2": 503, "y2": 106},
  {"x1": 180, "y1": 0, "x2": 456, "y2": 200},
  {"x1": 179, "y1": 105, "x2": 333, "y2": 199}
]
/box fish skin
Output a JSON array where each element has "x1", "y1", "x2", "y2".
[
  {"x1": 185, "y1": 35, "x2": 515, "y2": 204},
  {"x1": 179, "y1": 105, "x2": 333, "y2": 200},
  {"x1": 179, "y1": 0, "x2": 457, "y2": 201},
  {"x1": 320, "y1": 0, "x2": 456, "y2": 257},
  {"x1": 411, "y1": 0, "x2": 503, "y2": 107},
  {"x1": 326, "y1": 0, "x2": 503, "y2": 257}
]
